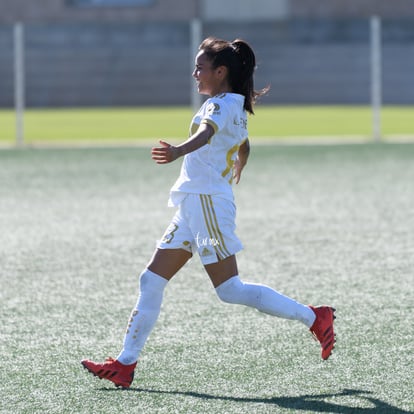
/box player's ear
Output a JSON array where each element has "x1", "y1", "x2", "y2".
[{"x1": 216, "y1": 65, "x2": 228, "y2": 80}]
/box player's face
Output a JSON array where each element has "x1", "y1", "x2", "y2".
[{"x1": 192, "y1": 51, "x2": 227, "y2": 97}]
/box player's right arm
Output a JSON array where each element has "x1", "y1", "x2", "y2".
[{"x1": 151, "y1": 123, "x2": 215, "y2": 164}]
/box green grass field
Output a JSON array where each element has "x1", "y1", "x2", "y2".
[
  {"x1": 1, "y1": 105, "x2": 413, "y2": 143},
  {"x1": 1, "y1": 142, "x2": 413, "y2": 413}
]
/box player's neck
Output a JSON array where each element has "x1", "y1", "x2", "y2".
[{"x1": 209, "y1": 82, "x2": 233, "y2": 97}]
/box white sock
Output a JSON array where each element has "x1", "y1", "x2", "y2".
[
  {"x1": 215, "y1": 275, "x2": 316, "y2": 328},
  {"x1": 117, "y1": 269, "x2": 168, "y2": 365}
]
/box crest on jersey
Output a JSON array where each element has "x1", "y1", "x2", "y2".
[{"x1": 206, "y1": 102, "x2": 221, "y2": 115}]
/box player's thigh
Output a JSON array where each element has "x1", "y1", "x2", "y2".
[
  {"x1": 148, "y1": 248, "x2": 192, "y2": 280},
  {"x1": 204, "y1": 255, "x2": 238, "y2": 288}
]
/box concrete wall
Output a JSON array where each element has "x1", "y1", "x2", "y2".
[
  {"x1": 290, "y1": 0, "x2": 414, "y2": 18},
  {"x1": 1, "y1": 0, "x2": 414, "y2": 23},
  {"x1": 0, "y1": 0, "x2": 197, "y2": 23},
  {"x1": 201, "y1": 0, "x2": 289, "y2": 21},
  {"x1": 0, "y1": 22, "x2": 191, "y2": 107},
  {"x1": 1, "y1": 20, "x2": 413, "y2": 107}
]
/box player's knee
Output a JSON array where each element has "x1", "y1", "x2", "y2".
[
  {"x1": 139, "y1": 269, "x2": 167, "y2": 294},
  {"x1": 139, "y1": 270, "x2": 152, "y2": 291},
  {"x1": 215, "y1": 276, "x2": 244, "y2": 304}
]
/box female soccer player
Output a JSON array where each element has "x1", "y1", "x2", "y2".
[{"x1": 82, "y1": 37, "x2": 335, "y2": 388}]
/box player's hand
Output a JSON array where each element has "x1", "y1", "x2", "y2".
[
  {"x1": 233, "y1": 157, "x2": 244, "y2": 184},
  {"x1": 151, "y1": 140, "x2": 180, "y2": 164},
  {"x1": 233, "y1": 139, "x2": 249, "y2": 184}
]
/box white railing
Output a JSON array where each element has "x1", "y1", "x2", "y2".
[
  {"x1": 14, "y1": 22, "x2": 25, "y2": 147},
  {"x1": 371, "y1": 16, "x2": 382, "y2": 142}
]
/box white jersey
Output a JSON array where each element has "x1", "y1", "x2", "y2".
[{"x1": 169, "y1": 93, "x2": 248, "y2": 207}]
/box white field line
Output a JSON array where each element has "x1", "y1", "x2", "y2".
[{"x1": 0, "y1": 135, "x2": 414, "y2": 150}]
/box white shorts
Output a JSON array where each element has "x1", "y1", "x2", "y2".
[{"x1": 157, "y1": 193, "x2": 243, "y2": 265}]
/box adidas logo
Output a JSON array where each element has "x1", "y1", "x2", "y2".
[{"x1": 201, "y1": 247, "x2": 213, "y2": 257}]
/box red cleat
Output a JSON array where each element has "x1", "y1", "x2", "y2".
[
  {"x1": 309, "y1": 306, "x2": 336, "y2": 360},
  {"x1": 81, "y1": 357, "x2": 137, "y2": 388}
]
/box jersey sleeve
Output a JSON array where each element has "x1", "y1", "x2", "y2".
[{"x1": 200, "y1": 97, "x2": 229, "y2": 134}]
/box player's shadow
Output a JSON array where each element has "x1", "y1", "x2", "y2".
[{"x1": 101, "y1": 387, "x2": 412, "y2": 413}]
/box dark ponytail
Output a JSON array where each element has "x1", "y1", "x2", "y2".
[{"x1": 199, "y1": 37, "x2": 269, "y2": 114}]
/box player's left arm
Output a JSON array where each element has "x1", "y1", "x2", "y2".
[
  {"x1": 151, "y1": 123, "x2": 215, "y2": 164},
  {"x1": 233, "y1": 138, "x2": 250, "y2": 184}
]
